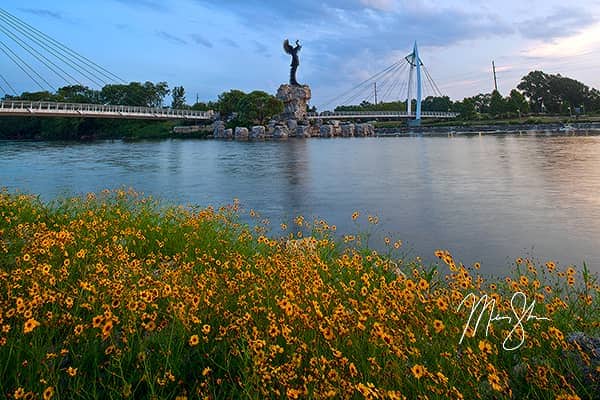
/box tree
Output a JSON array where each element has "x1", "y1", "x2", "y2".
[
  {"x1": 237, "y1": 91, "x2": 283, "y2": 125},
  {"x1": 171, "y1": 86, "x2": 186, "y2": 109},
  {"x1": 489, "y1": 90, "x2": 506, "y2": 117},
  {"x1": 57, "y1": 85, "x2": 100, "y2": 103},
  {"x1": 506, "y1": 89, "x2": 529, "y2": 115},
  {"x1": 217, "y1": 89, "x2": 246, "y2": 117},
  {"x1": 100, "y1": 82, "x2": 170, "y2": 107}
]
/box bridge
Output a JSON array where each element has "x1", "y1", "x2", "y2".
[
  {"x1": 0, "y1": 7, "x2": 455, "y2": 124},
  {"x1": 0, "y1": 100, "x2": 213, "y2": 120},
  {"x1": 307, "y1": 110, "x2": 458, "y2": 120}
]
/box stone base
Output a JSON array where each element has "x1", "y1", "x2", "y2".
[{"x1": 276, "y1": 84, "x2": 311, "y2": 120}]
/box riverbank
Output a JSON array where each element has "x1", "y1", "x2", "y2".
[
  {"x1": 1, "y1": 190, "x2": 598, "y2": 399},
  {"x1": 376, "y1": 121, "x2": 600, "y2": 136}
]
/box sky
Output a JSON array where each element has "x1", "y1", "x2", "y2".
[{"x1": 1, "y1": 0, "x2": 600, "y2": 109}]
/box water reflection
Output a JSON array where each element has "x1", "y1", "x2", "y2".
[{"x1": 1, "y1": 134, "x2": 599, "y2": 274}]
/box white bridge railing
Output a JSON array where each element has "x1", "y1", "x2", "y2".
[
  {"x1": 0, "y1": 100, "x2": 214, "y2": 120},
  {"x1": 307, "y1": 110, "x2": 458, "y2": 119}
]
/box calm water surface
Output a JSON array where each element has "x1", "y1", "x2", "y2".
[{"x1": 2, "y1": 133, "x2": 600, "y2": 274}]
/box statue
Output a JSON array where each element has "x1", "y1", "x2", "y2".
[{"x1": 283, "y1": 39, "x2": 301, "y2": 86}]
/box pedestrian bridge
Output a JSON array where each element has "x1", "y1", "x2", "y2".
[
  {"x1": 0, "y1": 100, "x2": 214, "y2": 120},
  {"x1": 306, "y1": 110, "x2": 458, "y2": 120}
]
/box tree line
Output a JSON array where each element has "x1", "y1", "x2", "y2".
[
  {"x1": 336, "y1": 70, "x2": 600, "y2": 120},
  {"x1": 0, "y1": 83, "x2": 284, "y2": 139}
]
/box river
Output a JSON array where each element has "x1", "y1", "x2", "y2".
[{"x1": 1, "y1": 133, "x2": 599, "y2": 275}]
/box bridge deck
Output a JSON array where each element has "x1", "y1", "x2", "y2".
[
  {"x1": 0, "y1": 101, "x2": 213, "y2": 120},
  {"x1": 307, "y1": 111, "x2": 458, "y2": 119}
]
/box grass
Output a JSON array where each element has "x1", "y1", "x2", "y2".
[{"x1": 0, "y1": 189, "x2": 598, "y2": 399}]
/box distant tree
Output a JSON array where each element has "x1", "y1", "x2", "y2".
[
  {"x1": 453, "y1": 97, "x2": 477, "y2": 120},
  {"x1": 100, "y1": 82, "x2": 170, "y2": 107},
  {"x1": 57, "y1": 85, "x2": 100, "y2": 104},
  {"x1": 171, "y1": 86, "x2": 186, "y2": 109},
  {"x1": 237, "y1": 91, "x2": 283, "y2": 125},
  {"x1": 506, "y1": 89, "x2": 530, "y2": 114},
  {"x1": 217, "y1": 89, "x2": 246, "y2": 118},
  {"x1": 17, "y1": 91, "x2": 57, "y2": 101},
  {"x1": 489, "y1": 90, "x2": 507, "y2": 117},
  {"x1": 422, "y1": 96, "x2": 454, "y2": 112}
]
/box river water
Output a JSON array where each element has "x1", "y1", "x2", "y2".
[{"x1": 1, "y1": 133, "x2": 600, "y2": 274}]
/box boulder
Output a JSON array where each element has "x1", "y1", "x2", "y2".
[
  {"x1": 223, "y1": 128, "x2": 233, "y2": 139},
  {"x1": 320, "y1": 125, "x2": 334, "y2": 137},
  {"x1": 296, "y1": 126, "x2": 311, "y2": 138},
  {"x1": 234, "y1": 127, "x2": 249, "y2": 139},
  {"x1": 341, "y1": 124, "x2": 355, "y2": 137},
  {"x1": 250, "y1": 126, "x2": 266, "y2": 139},
  {"x1": 212, "y1": 120, "x2": 225, "y2": 138},
  {"x1": 273, "y1": 125, "x2": 289, "y2": 138}
]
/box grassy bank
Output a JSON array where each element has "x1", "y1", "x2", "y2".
[
  {"x1": 0, "y1": 117, "x2": 212, "y2": 141},
  {"x1": 0, "y1": 190, "x2": 598, "y2": 399}
]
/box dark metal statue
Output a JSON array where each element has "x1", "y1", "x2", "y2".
[{"x1": 283, "y1": 39, "x2": 302, "y2": 86}]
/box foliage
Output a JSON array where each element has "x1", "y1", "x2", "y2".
[
  {"x1": 171, "y1": 86, "x2": 187, "y2": 109},
  {"x1": 237, "y1": 90, "x2": 283, "y2": 125},
  {"x1": 517, "y1": 71, "x2": 600, "y2": 114},
  {"x1": 216, "y1": 89, "x2": 246, "y2": 118},
  {"x1": 100, "y1": 81, "x2": 170, "y2": 108},
  {"x1": 0, "y1": 190, "x2": 598, "y2": 399}
]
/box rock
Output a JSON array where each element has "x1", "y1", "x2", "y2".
[
  {"x1": 320, "y1": 125, "x2": 334, "y2": 138},
  {"x1": 341, "y1": 124, "x2": 355, "y2": 137},
  {"x1": 310, "y1": 125, "x2": 321, "y2": 137},
  {"x1": 355, "y1": 123, "x2": 375, "y2": 137},
  {"x1": 296, "y1": 126, "x2": 311, "y2": 138},
  {"x1": 276, "y1": 84, "x2": 312, "y2": 120},
  {"x1": 250, "y1": 126, "x2": 266, "y2": 139},
  {"x1": 566, "y1": 332, "x2": 600, "y2": 394},
  {"x1": 224, "y1": 128, "x2": 233, "y2": 139},
  {"x1": 234, "y1": 127, "x2": 249, "y2": 139},
  {"x1": 212, "y1": 120, "x2": 225, "y2": 138},
  {"x1": 273, "y1": 125, "x2": 289, "y2": 138},
  {"x1": 287, "y1": 119, "x2": 298, "y2": 131}
]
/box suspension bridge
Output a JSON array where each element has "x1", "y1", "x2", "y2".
[{"x1": 0, "y1": 7, "x2": 456, "y2": 124}]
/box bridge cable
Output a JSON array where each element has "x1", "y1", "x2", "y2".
[
  {"x1": 380, "y1": 61, "x2": 408, "y2": 103},
  {"x1": 337, "y1": 61, "x2": 405, "y2": 107},
  {"x1": 319, "y1": 60, "x2": 403, "y2": 110},
  {"x1": 0, "y1": 12, "x2": 106, "y2": 87},
  {"x1": 0, "y1": 72, "x2": 17, "y2": 95},
  {"x1": 367, "y1": 61, "x2": 404, "y2": 104},
  {"x1": 0, "y1": 82, "x2": 6, "y2": 96},
  {"x1": 0, "y1": 8, "x2": 123, "y2": 85},
  {"x1": 423, "y1": 66, "x2": 443, "y2": 97},
  {"x1": 0, "y1": 11, "x2": 108, "y2": 87},
  {"x1": 0, "y1": 39, "x2": 49, "y2": 91},
  {"x1": 0, "y1": 24, "x2": 76, "y2": 87}
]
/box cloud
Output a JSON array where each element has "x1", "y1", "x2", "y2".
[
  {"x1": 190, "y1": 34, "x2": 213, "y2": 48},
  {"x1": 518, "y1": 7, "x2": 597, "y2": 40},
  {"x1": 359, "y1": 0, "x2": 396, "y2": 11},
  {"x1": 18, "y1": 8, "x2": 63, "y2": 20},
  {"x1": 112, "y1": 0, "x2": 168, "y2": 12},
  {"x1": 253, "y1": 40, "x2": 269, "y2": 55},
  {"x1": 222, "y1": 38, "x2": 240, "y2": 48},
  {"x1": 156, "y1": 31, "x2": 188, "y2": 45}
]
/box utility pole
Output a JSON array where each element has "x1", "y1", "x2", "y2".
[
  {"x1": 492, "y1": 61, "x2": 498, "y2": 92},
  {"x1": 374, "y1": 82, "x2": 378, "y2": 105}
]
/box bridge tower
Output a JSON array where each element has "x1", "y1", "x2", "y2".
[{"x1": 405, "y1": 41, "x2": 423, "y2": 126}]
